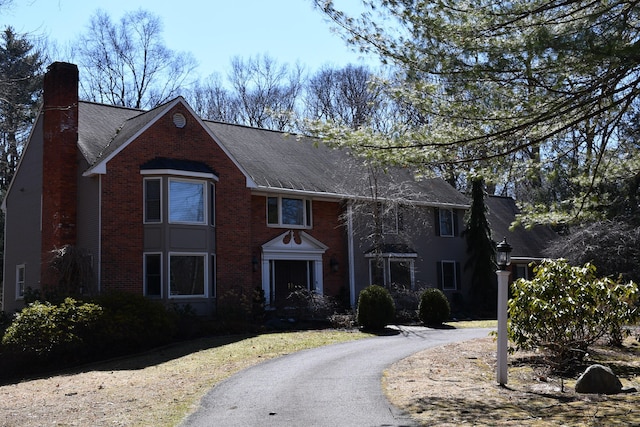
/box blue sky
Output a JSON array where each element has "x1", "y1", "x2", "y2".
[{"x1": 3, "y1": 0, "x2": 374, "y2": 78}]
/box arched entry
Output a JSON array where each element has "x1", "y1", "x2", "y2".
[{"x1": 260, "y1": 230, "x2": 328, "y2": 307}]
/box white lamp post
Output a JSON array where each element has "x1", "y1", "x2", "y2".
[{"x1": 496, "y1": 237, "x2": 512, "y2": 386}]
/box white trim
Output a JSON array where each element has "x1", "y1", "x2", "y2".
[
  {"x1": 266, "y1": 195, "x2": 312, "y2": 229},
  {"x1": 368, "y1": 257, "x2": 416, "y2": 289},
  {"x1": 347, "y1": 203, "x2": 356, "y2": 307},
  {"x1": 98, "y1": 175, "x2": 102, "y2": 292},
  {"x1": 438, "y1": 208, "x2": 455, "y2": 237},
  {"x1": 140, "y1": 168, "x2": 219, "y2": 181},
  {"x1": 16, "y1": 264, "x2": 25, "y2": 300},
  {"x1": 168, "y1": 252, "x2": 209, "y2": 298}
]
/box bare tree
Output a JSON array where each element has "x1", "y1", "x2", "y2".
[
  {"x1": 188, "y1": 73, "x2": 240, "y2": 123},
  {"x1": 74, "y1": 9, "x2": 197, "y2": 109},
  {"x1": 228, "y1": 54, "x2": 303, "y2": 131}
]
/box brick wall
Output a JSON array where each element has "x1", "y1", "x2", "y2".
[{"x1": 100, "y1": 104, "x2": 253, "y2": 296}]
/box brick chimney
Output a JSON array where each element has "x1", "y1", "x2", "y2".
[{"x1": 41, "y1": 62, "x2": 79, "y2": 267}]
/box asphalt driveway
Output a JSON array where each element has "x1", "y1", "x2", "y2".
[{"x1": 180, "y1": 326, "x2": 492, "y2": 427}]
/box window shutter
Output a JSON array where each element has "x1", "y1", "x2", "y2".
[
  {"x1": 434, "y1": 208, "x2": 441, "y2": 236},
  {"x1": 453, "y1": 209, "x2": 459, "y2": 236},
  {"x1": 455, "y1": 261, "x2": 461, "y2": 290},
  {"x1": 436, "y1": 261, "x2": 442, "y2": 289}
]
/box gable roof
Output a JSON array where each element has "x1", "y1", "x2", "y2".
[
  {"x1": 485, "y1": 195, "x2": 557, "y2": 259},
  {"x1": 75, "y1": 97, "x2": 469, "y2": 208}
]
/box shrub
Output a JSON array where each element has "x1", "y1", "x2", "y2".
[
  {"x1": 418, "y1": 288, "x2": 450, "y2": 326},
  {"x1": 286, "y1": 286, "x2": 339, "y2": 321},
  {"x1": 2, "y1": 298, "x2": 103, "y2": 358},
  {"x1": 388, "y1": 283, "x2": 421, "y2": 323},
  {"x1": 357, "y1": 285, "x2": 395, "y2": 330},
  {"x1": 93, "y1": 292, "x2": 178, "y2": 353},
  {"x1": 508, "y1": 259, "x2": 639, "y2": 372}
]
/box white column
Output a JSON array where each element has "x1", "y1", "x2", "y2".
[{"x1": 496, "y1": 269, "x2": 511, "y2": 385}]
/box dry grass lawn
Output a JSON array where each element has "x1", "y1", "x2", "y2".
[{"x1": 384, "y1": 335, "x2": 640, "y2": 426}]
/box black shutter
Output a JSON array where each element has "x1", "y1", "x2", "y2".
[
  {"x1": 434, "y1": 208, "x2": 441, "y2": 236},
  {"x1": 436, "y1": 261, "x2": 442, "y2": 289},
  {"x1": 455, "y1": 261, "x2": 461, "y2": 290},
  {"x1": 453, "y1": 209, "x2": 459, "y2": 236}
]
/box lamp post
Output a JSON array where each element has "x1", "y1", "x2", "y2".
[{"x1": 496, "y1": 237, "x2": 512, "y2": 386}]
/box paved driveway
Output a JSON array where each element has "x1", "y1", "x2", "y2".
[{"x1": 180, "y1": 326, "x2": 492, "y2": 427}]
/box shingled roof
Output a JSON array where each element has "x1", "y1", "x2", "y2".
[
  {"x1": 76, "y1": 98, "x2": 469, "y2": 208},
  {"x1": 485, "y1": 195, "x2": 557, "y2": 258}
]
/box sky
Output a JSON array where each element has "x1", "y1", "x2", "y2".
[{"x1": 2, "y1": 0, "x2": 375, "y2": 79}]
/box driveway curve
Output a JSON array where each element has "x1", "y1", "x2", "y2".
[{"x1": 180, "y1": 326, "x2": 492, "y2": 427}]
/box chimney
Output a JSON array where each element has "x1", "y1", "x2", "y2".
[{"x1": 41, "y1": 62, "x2": 79, "y2": 263}]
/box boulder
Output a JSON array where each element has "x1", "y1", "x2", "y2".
[{"x1": 575, "y1": 364, "x2": 622, "y2": 395}]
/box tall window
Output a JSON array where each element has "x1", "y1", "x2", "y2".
[
  {"x1": 16, "y1": 264, "x2": 25, "y2": 299},
  {"x1": 144, "y1": 254, "x2": 162, "y2": 297},
  {"x1": 144, "y1": 178, "x2": 161, "y2": 223},
  {"x1": 169, "y1": 179, "x2": 205, "y2": 224},
  {"x1": 382, "y1": 204, "x2": 403, "y2": 234},
  {"x1": 439, "y1": 261, "x2": 460, "y2": 290},
  {"x1": 267, "y1": 196, "x2": 312, "y2": 228},
  {"x1": 437, "y1": 208, "x2": 456, "y2": 237},
  {"x1": 169, "y1": 254, "x2": 206, "y2": 297}
]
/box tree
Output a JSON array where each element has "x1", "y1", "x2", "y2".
[
  {"x1": 0, "y1": 27, "x2": 44, "y2": 189},
  {"x1": 227, "y1": 54, "x2": 303, "y2": 131},
  {"x1": 462, "y1": 177, "x2": 496, "y2": 315},
  {"x1": 74, "y1": 9, "x2": 197, "y2": 109},
  {"x1": 314, "y1": 0, "x2": 640, "y2": 225}
]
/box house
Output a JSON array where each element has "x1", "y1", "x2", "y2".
[
  {"x1": 485, "y1": 195, "x2": 558, "y2": 280},
  {"x1": 2, "y1": 62, "x2": 471, "y2": 316}
]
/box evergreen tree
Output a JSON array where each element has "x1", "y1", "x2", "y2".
[{"x1": 462, "y1": 177, "x2": 496, "y2": 316}]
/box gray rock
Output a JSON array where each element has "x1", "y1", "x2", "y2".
[{"x1": 575, "y1": 364, "x2": 622, "y2": 395}]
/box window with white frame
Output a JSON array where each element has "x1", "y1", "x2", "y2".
[
  {"x1": 144, "y1": 253, "x2": 162, "y2": 297},
  {"x1": 144, "y1": 178, "x2": 161, "y2": 223},
  {"x1": 16, "y1": 264, "x2": 25, "y2": 299},
  {"x1": 169, "y1": 253, "x2": 206, "y2": 297},
  {"x1": 267, "y1": 196, "x2": 312, "y2": 228},
  {"x1": 437, "y1": 208, "x2": 456, "y2": 237},
  {"x1": 382, "y1": 204, "x2": 402, "y2": 234},
  {"x1": 169, "y1": 179, "x2": 206, "y2": 224},
  {"x1": 439, "y1": 260, "x2": 459, "y2": 290},
  {"x1": 368, "y1": 256, "x2": 416, "y2": 288}
]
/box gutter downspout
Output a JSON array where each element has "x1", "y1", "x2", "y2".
[{"x1": 347, "y1": 202, "x2": 356, "y2": 307}]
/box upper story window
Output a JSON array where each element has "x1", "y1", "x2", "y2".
[
  {"x1": 381, "y1": 204, "x2": 403, "y2": 234},
  {"x1": 436, "y1": 208, "x2": 458, "y2": 237},
  {"x1": 267, "y1": 196, "x2": 312, "y2": 228},
  {"x1": 169, "y1": 179, "x2": 206, "y2": 224},
  {"x1": 144, "y1": 178, "x2": 162, "y2": 223}
]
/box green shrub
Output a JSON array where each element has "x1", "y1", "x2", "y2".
[
  {"x1": 1, "y1": 298, "x2": 103, "y2": 358},
  {"x1": 389, "y1": 283, "x2": 421, "y2": 323},
  {"x1": 508, "y1": 259, "x2": 639, "y2": 372},
  {"x1": 357, "y1": 285, "x2": 395, "y2": 330},
  {"x1": 93, "y1": 292, "x2": 178, "y2": 353},
  {"x1": 418, "y1": 288, "x2": 450, "y2": 326}
]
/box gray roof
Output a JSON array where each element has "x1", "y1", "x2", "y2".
[
  {"x1": 485, "y1": 195, "x2": 557, "y2": 258},
  {"x1": 76, "y1": 98, "x2": 469, "y2": 207}
]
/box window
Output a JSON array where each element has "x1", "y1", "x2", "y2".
[
  {"x1": 382, "y1": 205, "x2": 403, "y2": 234},
  {"x1": 144, "y1": 254, "x2": 162, "y2": 297},
  {"x1": 169, "y1": 179, "x2": 205, "y2": 224},
  {"x1": 16, "y1": 264, "x2": 25, "y2": 299},
  {"x1": 439, "y1": 261, "x2": 460, "y2": 290},
  {"x1": 144, "y1": 178, "x2": 161, "y2": 223},
  {"x1": 436, "y1": 208, "x2": 457, "y2": 237},
  {"x1": 368, "y1": 257, "x2": 416, "y2": 288},
  {"x1": 267, "y1": 196, "x2": 312, "y2": 228},
  {"x1": 169, "y1": 254, "x2": 206, "y2": 297}
]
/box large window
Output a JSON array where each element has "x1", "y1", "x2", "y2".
[
  {"x1": 16, "y1": 264, "x2": 25, "y2": 299},
  {"x1": 144, "y1": 178, "x2": 161, "y2": 223},
  {"x1": 169, "y1": 254, "x2": 206, "y2": 297},
  {"x1": 144, "y1": 253, "x2": 162, "y2": 297},
  {"x1": 170, "y1": 179, "x2": 206, "y2": 224},
  {"x1": 368, "y1": 256, "x2": 416, "y2": 288},
  {"x1": 267, "y1": 196, "x2": 312, "y2": 228}
]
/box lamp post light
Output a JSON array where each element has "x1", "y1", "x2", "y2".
[{"x1": 496, "y1": 237, "x2": 512, "y2": 386}]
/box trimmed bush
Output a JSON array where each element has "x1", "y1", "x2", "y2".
[
  {"x1": 2, "y1": 298, "x2": 103, "y2": 358},
  {"x1": 357, "y1": 285, "x2": 395, "y2": 330},
  {"x1": 418, "y1": 288, "x2": 450, "y2": 326}
]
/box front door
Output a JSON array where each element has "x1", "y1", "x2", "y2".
[{"x1": 272, "y1": 260, "x2": 313, "y2": 306}]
